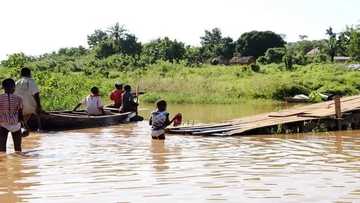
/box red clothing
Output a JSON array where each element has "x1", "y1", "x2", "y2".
[{"x1": 110, "y1": 89, "x2": 123, "y2": 108}]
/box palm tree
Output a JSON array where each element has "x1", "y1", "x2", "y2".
[{"x1": 107, "y1": 22, "x2": 126, "y2": 42}]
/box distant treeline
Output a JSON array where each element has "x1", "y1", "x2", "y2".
[{"x1": 1, "y1": 22, "x2": 360, "y2": 73}]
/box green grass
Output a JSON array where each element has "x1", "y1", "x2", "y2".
[{"x1": 1, "y1": 62, "x2": 360, "y2": 110}]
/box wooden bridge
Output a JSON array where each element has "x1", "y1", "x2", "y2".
[{"x1": 168, "y1": 95, "x2": 360, "y2": 136}]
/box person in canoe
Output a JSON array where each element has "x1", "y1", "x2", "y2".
[
  {"x1": 14, "y1": 67, "x2": 43, "y2": 124},
  {"x1": 109, "y1": 82, "x2": 123, "y2": 108},
  {"x1": 73, "y1": 86, "x2": 105, "y2": 115},
  {"x1": 0, "y1": 79, "x2": 25, "y2": 153},
  {"x1": 120, "y1": 85, "x2": 138, "y2": 113},
  {"x1": 149, "y1": 100, "x2": 181, "y2": 140}
]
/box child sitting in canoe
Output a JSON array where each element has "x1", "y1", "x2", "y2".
[
  {"x1": 120, "y1": 85, "x2": 138, "y2": 113},
  {"x1": 73, "y1": 87, "x2": 105, "y2": 116},
  {"x1": 149, "y1": 100, "x2": 181, "y2": 140},
  {"x1": 109, "y1": 82, "x2": 123, "y2": 108}
]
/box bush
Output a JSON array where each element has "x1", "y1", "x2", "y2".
[
  {"x1": 250, "y1": 64, "x2": 260, "y2": 72},
  {"x1": 272, "y1": 84, "x2": 310, "y2": 100},
  {"x1": 265, "y1": 48, "x2": 286, "y2": 63},
  {"x1": 257, "y1": 56, "x2": 268, "y2": 65}
]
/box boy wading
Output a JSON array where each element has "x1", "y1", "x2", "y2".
[{"x1": 0, "y1": 79, "x2": 24, "y2": 152}]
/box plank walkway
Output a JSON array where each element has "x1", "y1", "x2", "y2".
[{"x1": 168, "y1": 95, "x2": 360, "y2": 137}]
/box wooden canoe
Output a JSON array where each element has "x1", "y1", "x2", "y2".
[
  {"x1": 28, "y1": 111, "x2": 141, "y2": 131},
  {"x1": 284, "y1": 97, "x2": 309, "y2": 103}
]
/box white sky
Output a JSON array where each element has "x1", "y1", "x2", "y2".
[{"x1": 0, "y1": 0, "x2": 359, "y2": 60}]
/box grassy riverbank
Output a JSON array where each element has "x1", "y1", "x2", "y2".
[{"x1": 1, "y1": 62, "x2": 359, "y2": 110}]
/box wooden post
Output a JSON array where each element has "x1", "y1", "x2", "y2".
[
  {"x1": 334, "y1": 95, "x2": 342, "y2": 118},
  {"x1": 334, "y1": 95, "x2": 342, "y2": 130}
]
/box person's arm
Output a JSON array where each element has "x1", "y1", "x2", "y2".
[
  {"x1": 73, "y1": 103, "x2": 82, "y2": 112},
  {"x1": 149, "y1": 116, "x2": 152, "y2": 125},
  {"x1": 110, "y1": 91, "x2": 115, "y2": 101},
  {"x1": 164, "y1": 113, "x2": 172, "y2": 127},
  {"x1": 167, "y1": 113, "x2": 181, "y2": 126},
  {"x1": 18, "y1": 108, "x2": 24, "y2": 123},
  {"x1": 100, "y1": 107, "x2": 105, "y2": 115},
  {"x1": 98, "y1": 98, "x2": 105, "y2": 115}
]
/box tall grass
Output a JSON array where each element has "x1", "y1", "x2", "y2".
[{"x1": 1, "y1": 62, "x2": 359, "y2": 110}]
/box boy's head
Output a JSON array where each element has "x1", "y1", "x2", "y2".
[
  {"x1": 90, "y1": 86, "x2": 99, "y2": 95},
  {"x1": 20, "y1": 67, "x2": 31, "y2": 77},
  {"x1": 156, "y1": 100, "x2": 167, "y2": 111},
  {"x1": 2, "y1": 78, "x2": 16, "y2": 93},
  {"x1": 124, "y1": 85, "x2": 131, "y2": 92},
  {"x1": 115, "y1": 82, "x2": 123, "y2": 90}
]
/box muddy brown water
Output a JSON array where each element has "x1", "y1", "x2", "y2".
[{"x1": 0, "y1": 103, "x2": 359, "y2": 203}]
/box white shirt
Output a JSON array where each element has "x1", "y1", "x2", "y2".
[
  {"x1": 15, "y1": 77, "x2": 39, "y2": 115},
  {"x1": 82, "y1": 95, "x2": 103, "y2": 115}
]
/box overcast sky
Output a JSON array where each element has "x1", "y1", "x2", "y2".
[{"x1": 0, "y1": 0, "x2": 359, "y2": 60}]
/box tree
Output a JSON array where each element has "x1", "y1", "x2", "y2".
[
  {"x1": 236, "y1": 31, "x2": 286, "y2": 58},
  {"x1": 1, "y1": 52, "x2": 33, "y2": 68},
  {"x1": 142, "y1": 37, "x2": 186, "y2": 63},
  {"x1": 348, "y1": 28, "x2": 360, "y2": 61},
  {"x1": 185, "y1": 46, "x2": 203, "y2": 66},
  {"x1": 108, "y1": 23, "x2": 126, "y2": 43},
  {"x1": 336, "y1": 28, "x2": 351, "y2": 56},
  {"x1": 299, "y1": 35, "x2": 308, "y2": 40},
  {"x1": 58, "y1": 46, "x2": 88, "y2": 57},
  {"x1": 95, "y1": 40, "x2": 117, "y2": 58},
  {"x1": 217, "y1": 37, "x2": 236, "y2": 60},
  {"x1": 87, "y1": 29, "x2": 108, "y2": 48},
  {"x1": 119, "y1": 34, "x2": 142, "y2": 56},
  {"x1": 264, "y1": 48, "x2": 286, "y2": 63},
  {"x1": 200, "y1": 28, "x2": 235, "y2": 60},
  {"x1": 326, "y1": 27, "x2": 337, "y2": 62}
]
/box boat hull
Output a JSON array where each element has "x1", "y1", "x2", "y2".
[{"x1": 28, "y1": 111, "x2": 139, "y2": 131}]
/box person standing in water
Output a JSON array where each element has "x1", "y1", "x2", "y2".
[
  {"x1": 149, "y1": 100, "x2": 180, "y2": 140},
  {"x1": 14, "y1": 67, "x2": 42, "y2": 124},
  {"x1": 0, "y1": 79, "x2": 24, "y2": 153}
]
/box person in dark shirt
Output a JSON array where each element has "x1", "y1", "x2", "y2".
[{"x1": 120, "y1": 85, "x2": 138, "y2": 113}]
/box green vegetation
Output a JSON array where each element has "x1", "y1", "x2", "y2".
[
  {"x1": 1, "y1": 22, "x2": 360, "y2": 111},
  {"x1": 2, "y1": 62, "x2": 360, "y2": 111}
]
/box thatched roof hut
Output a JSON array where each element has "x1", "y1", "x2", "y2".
[
  {"x1": 306, "y1": 48, "x2": 320, "y2": 56},
  {"x1": 229, "y1": 56, "x2": 256, "y2": 65}
]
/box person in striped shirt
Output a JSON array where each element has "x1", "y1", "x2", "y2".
[{"x1": 0, "y1": 78, "x2": 24, "y2": 152}]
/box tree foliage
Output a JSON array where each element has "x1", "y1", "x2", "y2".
[
  {"x1": 1, "y1": 52, "x2": 33, "y2": 68},
  {"x1": 87, "y1": 29, "x2": 108, "y2": 48},
  {"x1": 326, "y1": 27, "x2": 337, "y2": 62},
  {"x1": 236, "y1": 31, "x2": 286, "y2": 57},
  {"x1": 142, "y1": 37, "x2": 185, "y2": 63},
  {"x1": 348, "y1": 28, "x2": 360, "y2": 61},
  {"x1": 200, "y1": 28, "x2": 235, "y2": 60}
]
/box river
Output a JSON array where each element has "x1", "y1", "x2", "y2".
[{"x1": 0, "y1": 103, "x2": 359, "y2": 203}]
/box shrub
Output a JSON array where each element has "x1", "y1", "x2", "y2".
[
  {"x1": 250, "y1": 64, "x2": 260, "y2": 72},
  {"x1": 265, "y1": 48, "x2": 286, "y2": 63}
]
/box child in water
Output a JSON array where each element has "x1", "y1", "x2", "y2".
[{"x1": 149, "y1": 100, "x2": 180, "y2": 140}]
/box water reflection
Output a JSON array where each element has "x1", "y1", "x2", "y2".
[
  {"x1": 0, "y1": 133, "x2": 42, "y2": 203},
  {"x1": 150, "y1": 140, "x2": 169, "y2": 172}
]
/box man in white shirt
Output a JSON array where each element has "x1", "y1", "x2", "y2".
[{"x1": 14, "y1": 68, "x2": 42, "y2": 122}]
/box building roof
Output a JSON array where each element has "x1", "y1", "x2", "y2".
[{"x1": 306, "y1": 47, "x2": 320, "y2": 56}]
